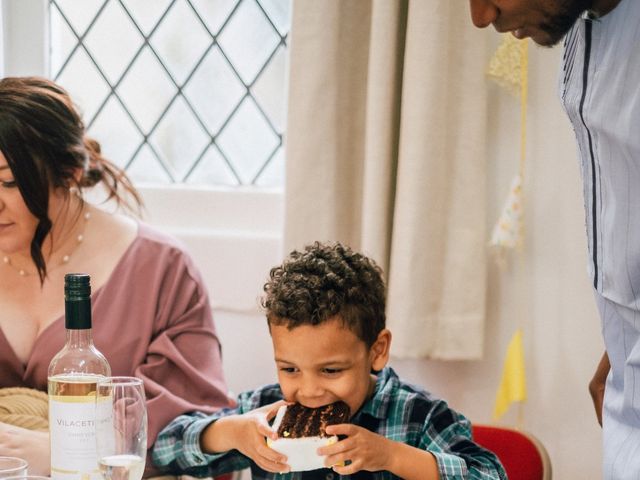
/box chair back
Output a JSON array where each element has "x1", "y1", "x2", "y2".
[{"x1": 472, "y1": 425, "x2": 552, "y2": 480}]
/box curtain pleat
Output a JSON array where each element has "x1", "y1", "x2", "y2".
[{"x1": 284, "y1": 0, "x2": 489, "y2": 360}]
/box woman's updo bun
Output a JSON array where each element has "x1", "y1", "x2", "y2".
[{"x1": 0, "y1": 76, "x2": 142, "y2": 282}]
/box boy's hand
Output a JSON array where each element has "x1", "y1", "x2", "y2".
[
  {"x1": 318, "y1": 424, "x2": 392, "y2": 474},
  {"x1": 202, "y1": 400, "x2": 291, "y2": 473}
]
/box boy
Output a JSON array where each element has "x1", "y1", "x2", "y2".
[{"x1": 152, "y1": 242, "x2": 506, "y2": 479}]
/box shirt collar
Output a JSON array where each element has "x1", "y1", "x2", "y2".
[{"x1": 357, "y1": 367, "x2": 397, "y2": 420}]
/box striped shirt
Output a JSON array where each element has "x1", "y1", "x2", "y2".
[
  {"x1": 560, "y1": 0, "x2": 640, "y2": 478},
  {"x1": 560, "y1": 0, "x2": 640, "y2": 306},
  {"x1": 152, "y1": 367, "x2": 506, "y2": 480}
]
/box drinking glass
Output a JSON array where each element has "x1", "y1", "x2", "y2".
[
  {"x1": 95, "y1": 377, "x2": 147, "y2": 480},
  {"x1": 4, "y1": 476, "x2": 49, "y2": 480},
  {"x1": 0, "y1": 457, "x2": 27, "y2": 478}
]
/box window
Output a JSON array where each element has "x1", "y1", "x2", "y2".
[
  {"x1": 2, "y1": 0, "x2": 286, "y2": 313},
  {"x1": 49, "y1": 0, "x2": 290, "y2": 188}
]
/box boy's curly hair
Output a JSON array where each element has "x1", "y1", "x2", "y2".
[{"x1": 262, "y1": 242, "x2": 386, "y2": 347}]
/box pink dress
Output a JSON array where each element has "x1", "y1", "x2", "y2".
[{"x1": 0, "y1": 223, "x2": 232, "y2": 470}]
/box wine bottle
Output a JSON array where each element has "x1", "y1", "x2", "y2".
[{"x1": 48, "y1": 273, "x2": 111, "y2": 480}]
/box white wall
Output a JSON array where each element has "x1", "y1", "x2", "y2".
[
  {"x1": 160, "y1": 43, "x2": 604, "y2": 479},
  {"x1": 1, "y1": 0, "x2": 47, "y2": 75}
]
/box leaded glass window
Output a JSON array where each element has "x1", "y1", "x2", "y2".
[{"x1": 49, "y1": 0, "x2": 290, "y2": 187}]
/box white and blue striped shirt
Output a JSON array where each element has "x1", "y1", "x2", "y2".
[{"x1": 560, "y1": 1, "x2": 640, "y2": 478}]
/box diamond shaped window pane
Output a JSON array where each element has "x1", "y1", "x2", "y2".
[
  {"x1": 50, "y1": 5, "x2": 79, "y2": 78},
  {"x1": 89, "y1": 96, "x2": 143, "y2": 170},
  {"x1": 218, "y1": 0, "x2": 281, "y2": 84},
  {"x1": 83, "y1": 1, "x2": 143, "y2": 85},
  {"x1": 149, "y1": 97, "x2": 210, "y2": 181},
  {"x1": 258, "y1": 0, "x2": 291, "y2": 36},
  {"x1": 120, "y1": 0, "x2": 173, "y2": 36},
  {"x1": 52, "y1": 0, "x2": 106, "y2": 36},
  {"x1": 251, "y1": 45, "x2": 287, "y2": 132},
  {"x1": 56, "y1": 48, "x2": 110, "y2": 122},
  {"x1": 50, "y1": 0, "x2": 290, "y2": 188},
  {"x1": 190, "y1": 0, "x2": 239, "y2": 36},
  {"x1": 217, "y1": 98, "x2": 279, "y2": 184},
  {"x1": 254, "y1": 145, "x2": 284, "y2": 188},
  {"x1": 186, "y1": 145, "x2": 239, "y2": 186},
  {"x1": 150, "y1": 1, "x2": 211, "y2": 85},
  {"x1": 184, "y1": 48, "x2": 246, "y2": 134},
  {"x1": 116, "y1": 48, "x2": 177, "y2": 133},
  {"x1": 127, "y1": 144, "x2": 172, "y2": 185}
]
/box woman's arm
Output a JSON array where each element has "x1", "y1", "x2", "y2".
[{"x1": 133, "y1": 251, "x2": 235, "y2": 446}]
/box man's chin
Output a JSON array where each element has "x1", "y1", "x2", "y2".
[{"x1": 526, "y1": 29, "x2": 567, "y2": 48}]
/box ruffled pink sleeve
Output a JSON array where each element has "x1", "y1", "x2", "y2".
[{"x1": 89, "y1": 225, "x2": 234, "y2": 447}]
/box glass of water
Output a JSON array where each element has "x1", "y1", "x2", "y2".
[
  {"x1": 0, "y1": 457, "x2": 27, "y2": 478},
  {"x1": 4, "y1": 477, "x2": 49, "y2": 480},
  {"x1": 95, "y1": 377, "x2": 147, "y2": 480}
]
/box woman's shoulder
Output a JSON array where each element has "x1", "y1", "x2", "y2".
[
  {"x1": 119, "y1": 221, "x2": 205, "y2": 286},
  {"x1": 92, "y1": 208, "x2": 187, "y2": 257},
  {"x1": 86, "y1": 210, "x2": 199, "y2": 293},
  {"x1": 134, "y1": 222, "x2": 188, "y2": 252},
  {"x1": 128, "y1": 223, "x2": 197, "y2": 270}
]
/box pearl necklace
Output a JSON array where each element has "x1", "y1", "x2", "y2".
[{"x1": 2, "y1": 211, "x2": 91, "y2": 277}]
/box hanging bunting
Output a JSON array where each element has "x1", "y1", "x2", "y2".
[{"x1": 488, "y1": 36, "x2": 528, "y2": 257}]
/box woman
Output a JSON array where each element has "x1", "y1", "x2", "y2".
[{"x1": 0, "y1": 77, "x2": 232, "y2": 475}]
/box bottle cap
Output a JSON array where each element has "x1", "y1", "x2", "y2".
[
  {"x1": 64, "y1": 273, "x2": 92, "y2": 329},
  {"x1": 64, "y1": 273, "x2": 91, "y2": 300}
]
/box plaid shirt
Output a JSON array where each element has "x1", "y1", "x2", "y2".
[{"x1": 152, "y1": 367, "x2": 506, "y2": 480}]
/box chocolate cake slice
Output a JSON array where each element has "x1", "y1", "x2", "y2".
[
  {"x1": 275, "y1": 401, "x2": 350, "y2": 438},
  {"x1": 268, "y1": 401, "x2": 351, "y2": 472}
]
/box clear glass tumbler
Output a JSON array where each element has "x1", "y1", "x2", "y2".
[
  {"x1": 0, "y1": 457, "x2": 28, "y2": 479},
  {"x1": 95, "y1": 377, "x2": 147, "y2": 480}
]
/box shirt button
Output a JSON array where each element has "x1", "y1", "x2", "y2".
[{"x1": 326, "y1": 474, "x2": 334, "y2": 480}]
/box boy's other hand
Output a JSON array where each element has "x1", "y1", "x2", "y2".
[
  {"x1": 202, "y1": 400, "x2": 291, "y2": 473},
  {"x1": 319, "y1": 423, "x2": 392, "y2": 474}
]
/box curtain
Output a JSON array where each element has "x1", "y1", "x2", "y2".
[{"x1": 284, "y1": 0, "x2": 490, "y2": 360}]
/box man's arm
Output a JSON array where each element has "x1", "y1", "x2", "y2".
[{"x1": 588, "y1": 351, "x2": 610, "y2": 426}]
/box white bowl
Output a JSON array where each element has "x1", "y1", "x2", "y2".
[{"x1": 267, "y1": 436, "x2": 337, "y2": 472}]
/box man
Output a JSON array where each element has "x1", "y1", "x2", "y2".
[{"x1": 467, "y1": 1, "x2": 640, "y2": 478}]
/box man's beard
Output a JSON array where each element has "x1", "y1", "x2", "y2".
[{"x1": 538, "y1": 0, "x2": 592, "y2": 47}]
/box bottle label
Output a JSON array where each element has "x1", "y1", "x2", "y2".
[{"x1": 49, "y1": 396, "x2": 107, "y2": 480}]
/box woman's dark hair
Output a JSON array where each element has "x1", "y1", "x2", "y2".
[
  {"x1": 262, "y1": 242, "x2": 386, "y2": 347},
  {"x1": 0, "y1": 76, "x2": 142, "y2": 282}
]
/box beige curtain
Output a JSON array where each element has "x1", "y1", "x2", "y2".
[{"x1": 284, "y1": 0, "x2": 489, "y2": 360}]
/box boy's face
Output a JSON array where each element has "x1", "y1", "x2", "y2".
[{"x1": 271, "y1": 316, "x2": 390, "y2": 416}]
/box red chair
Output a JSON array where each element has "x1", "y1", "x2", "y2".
[{"x1": 472, "y1": 425, "x2": 552, "y2": 480}]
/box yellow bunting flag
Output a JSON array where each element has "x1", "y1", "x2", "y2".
[
  {"x1": 493, "y1": 329, "x2": 527, "y2": 420},
  {"x1": 489, "y1": 174, "x2": 524, "y2": 251}
]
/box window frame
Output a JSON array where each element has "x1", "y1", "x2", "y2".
[{"x1": 1, "y1": 0, "x2": 285, "y2": 314}]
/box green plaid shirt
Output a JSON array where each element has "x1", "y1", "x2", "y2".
[{"x1": 152, "y1": 367, "x2": 506, "y2": 480}]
